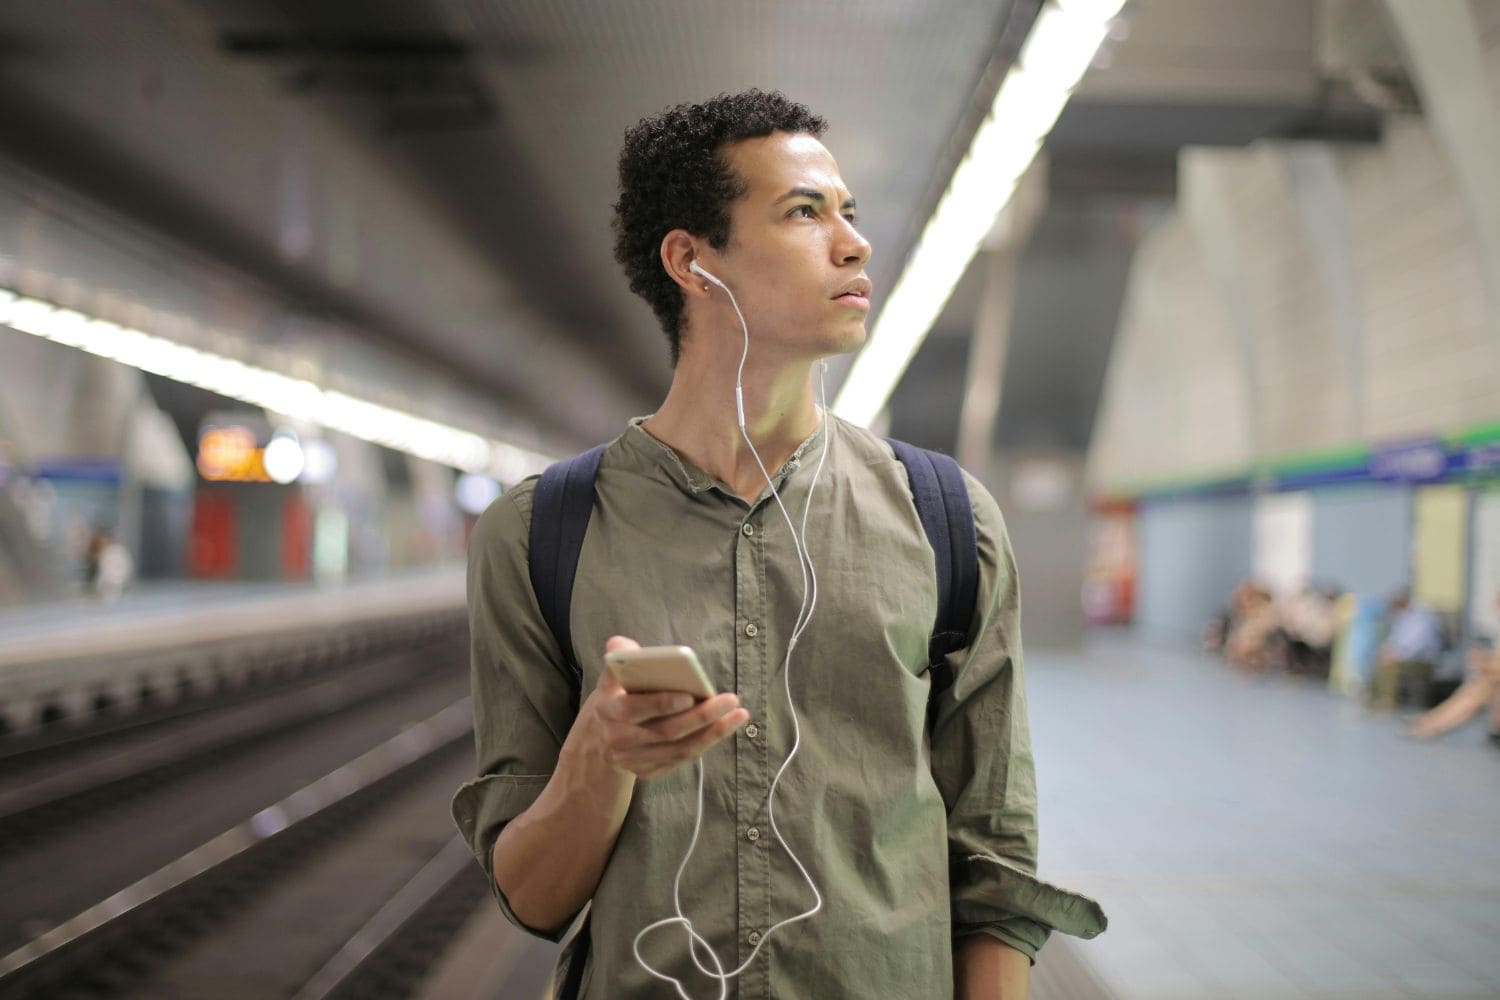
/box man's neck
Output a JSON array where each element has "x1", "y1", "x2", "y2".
[{"x1": 643, "y1": 354, "x2": 824, "y2": 505}]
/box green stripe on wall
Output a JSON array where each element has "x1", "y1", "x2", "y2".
[
  {"x1": 1452, "y1": 422, "x2": 1500, "y2": 448},
  {"x1": 1264, "y1": 443, "x2": 1370, "y2": 479},
  {"x1": 1097, "y1": 418, "x2": 1498, "y2": 501}
]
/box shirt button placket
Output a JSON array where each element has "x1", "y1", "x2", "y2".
[{"x1": 733, "y1": 510, "x2": 770, "y2": 995}]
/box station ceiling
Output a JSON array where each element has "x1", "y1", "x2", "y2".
[{"x1": 0, "y1": 0, "x2": 1392, "y2": 461}]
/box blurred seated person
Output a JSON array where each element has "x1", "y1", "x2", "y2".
[
  {"x1": 1406, "y1": 588, "x2": 1500, "y2": 745},
  {"x1": 1277, "y1": 582, "x2": 1340, "y2": 677},
  {"x1": 1225, "y1": 583, "x2": 1279, "y2": 671},
  {"x1": 1203, "y1": 578, "x2": 1256, "y2": 654},
  {"x1": 1368, "y1": 587, "x2": 1444, "y2": 711}
]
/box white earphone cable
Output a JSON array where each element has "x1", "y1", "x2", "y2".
[{"x1": 632, "y1": 273, "x2": 830, "y2": 999}]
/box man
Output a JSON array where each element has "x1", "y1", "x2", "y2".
[{"x1": 453, "y1": 90, "x2": 1105, "y2": 999}]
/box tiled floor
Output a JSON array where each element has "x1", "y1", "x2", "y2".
[{"x1": 1027, "y1": 632, "x2": 1500, "y2": 1000}]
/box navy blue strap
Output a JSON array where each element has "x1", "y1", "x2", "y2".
[
  {"x1": 529, "y1": 444, "x2": 607, "y2": 712},
  {"x1": 557, "y1": 914, "x2": 590, "y2": 1000},
  {"x1": 886, "y1": 439, "x2": 979, "y2": 722}
]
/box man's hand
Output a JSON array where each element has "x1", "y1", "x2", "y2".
[
  {"x1": 577, "y1": 636, "x2": 749, "y2": 780},
  {"x1": 493, "y1": 635, "x2": 749, "y2": 931}
]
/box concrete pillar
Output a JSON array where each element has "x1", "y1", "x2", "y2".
[
  {"x1": 956, "y1": 248, "x2": 1020, "y2": 484},
  {"x1": 1281, "y1": 143, "x2": 1366, "y2": 442},
  {"x1": 1385, "y1": 0, "x2": 1500, "y2": 355},
  {"x1": 991, "y1": 447, "x2": 1090, "y2": 650},
  {"x1": 1182, "y1": 151, "x2": 1264, "y2": 469},
  {"x1": 956, "y1": 159, "x2": 1048, "y2": 483}
]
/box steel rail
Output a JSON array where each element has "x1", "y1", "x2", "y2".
[
  {"x1": 0, "y1": 697, "x2": 473, "y2": 995},
  {"x1": 292, "y1": 836, "x2": 475, "y2": 1000},
  {"x1": 0, "y1": 642, "x2": 461, "y2": 833}
]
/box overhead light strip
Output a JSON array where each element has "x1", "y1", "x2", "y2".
[
  {"x1": 832, "y1": 0, "x2": 1126, "y2": 427},
  {"x1": 0, "y1": 287, "x2": 554, "y2": 483}
]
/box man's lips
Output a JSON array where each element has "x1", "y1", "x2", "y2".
[{"x1": 833, "y1": 279, "x2": 872, "y2": 310}]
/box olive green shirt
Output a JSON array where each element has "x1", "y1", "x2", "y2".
[{"x1": 452, "y1": 414, "x2": 1106, "y2": 998}]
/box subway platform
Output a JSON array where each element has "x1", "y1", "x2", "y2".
[
  {"x1": 4, "y1": 589, "x2": 1496, "y2": 999},
  {"x1": 1026, "y1": 633, "x2": 1500, "y2": 1000},
  {"x1": 0, "y1": 566, "x2": 464, "y2": 734}
]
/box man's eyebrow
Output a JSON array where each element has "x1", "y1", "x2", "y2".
[{"x1": 774, "y1": 187, "x2": 858, "y2": 211}]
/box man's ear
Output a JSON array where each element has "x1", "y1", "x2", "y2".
[{"x1": 661, "y1": 230, "x2": 713, "y2": 296}]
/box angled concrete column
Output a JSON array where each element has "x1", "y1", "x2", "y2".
[
  {"x1": 1281, "y1": 143, "x2": 1366, "y2": 442},
  {"x1": 1385, "y1": 0, "x2": 1500, "y2": 352},
  {"x1": 957, "y1": 248, "x2": 1021, "y2": 483},
  {"x1": 1182, "y1": 152, "x2": 1263, "y2": 467},
  {"x1": 956, "y1": 161, "x2": 1047, "y2": 483}
]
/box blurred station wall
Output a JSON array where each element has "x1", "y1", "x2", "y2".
[
  {"x1": 1086, "y1": 3, "x2": 1500, "y2": 641},
  {"x1": 0, "y1": 166, "x2": 473, "y2": 603}
]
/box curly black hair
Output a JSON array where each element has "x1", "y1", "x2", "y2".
[{"x1": 612, "y1": 89, "x2": 827, "y2": 366}]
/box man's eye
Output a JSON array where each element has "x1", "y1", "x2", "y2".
[
  {"x1": 844, "y1": 214, "x2": 860, "y2": 228},
  {"x1": 792, "y1": 205, "x2": 816, "y2": 219}
]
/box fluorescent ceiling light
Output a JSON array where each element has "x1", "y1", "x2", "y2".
[
  {"x1": 833, "y1": 0, "x2": 1126, "y2": 427},
  {"x1": 0, "y1": 287, "x2": 554, "y2": 483}
]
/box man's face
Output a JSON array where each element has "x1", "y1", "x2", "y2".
[{"x1": 708, "y1": 131, "x2": 873, "y2": 360}]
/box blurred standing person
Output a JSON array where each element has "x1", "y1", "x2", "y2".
[
  {"x1": 95, "y1": 536, "x2": 134, "y2": 602},
  {"x1": 81, "y1": 525, "x2": 108, "y2": 592}
]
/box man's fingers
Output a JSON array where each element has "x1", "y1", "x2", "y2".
[
  {"x1": 596, "y1": 635, "x2": 639, "y2": 694},
  {"x1": 597, "y1": 664, "x2": 624, "y2": 697},
  {"x1": 612, "y1": 708, "x2": 749, "y2": 774},
  {"x1": 616, "y1": 707, "x2": 747, "y2": 772},
  {"x1": 600, "y1": 695, "x2": 735, "y2": 749},
  {"x1": 604, "y1": 634, "x2": 640, "y2": 654},
  {"x1": 604, "y1": 690, "x2": 704, "y2": 725},
  {"x1": 637, "y1": 693, "x2": 742, "y2": 741}
]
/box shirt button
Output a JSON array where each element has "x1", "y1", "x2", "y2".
[
  {"x1": 744, "y1": 622, "x2": 759, "y2": 637},
  {"x1": 742, "y1": 522, "x2": 754, "y2": 537},
  {"x1": 747, "y1": 929, "x2": 762, "y2": 946},
  {"x1": 746, "y1": 826, "x2": 760, "y2": 842},
  {"x1": 744, "y1": 723, "x2": 760, "y2": 739}
]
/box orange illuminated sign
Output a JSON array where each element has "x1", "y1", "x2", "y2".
[{"x1": 197, "y1": 426, "x2": 270, "y2": 482}]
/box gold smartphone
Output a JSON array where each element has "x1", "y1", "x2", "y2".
[{"x1": 604, "y1": 645, "x2": 716, "y2": 699}]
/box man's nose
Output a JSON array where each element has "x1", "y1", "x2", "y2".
[{"x1": 836, "y1": 222, "x2": 872, "y2": 267}]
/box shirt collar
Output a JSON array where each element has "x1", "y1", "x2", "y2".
[{"x1": 622, "y1": 413, "x2": 829, "y2": 500}]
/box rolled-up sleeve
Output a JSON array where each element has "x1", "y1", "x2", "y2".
[
  {"x1": 450, "y1": 482, "x2": 579, "y2": 940},
  {"x1": 927, "y1": 472, "x2": 1108, "y2": 962}
]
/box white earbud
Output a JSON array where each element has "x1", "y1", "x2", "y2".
[{"x1": 690, "y1": 260, "x2": 726, "y2": 290}]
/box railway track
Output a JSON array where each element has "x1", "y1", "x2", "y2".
[
  {"x1": 0, "y1": 639, "x2": 466, "y2": 855},
  {"x1": 0, "y1": 698, "x2": 486, "y2": 998},
  {"x1": 0, "y1": 608, "x2": 564, "y2": 1000}
]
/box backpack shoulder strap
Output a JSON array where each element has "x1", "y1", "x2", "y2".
[
  {"x1": 885, "y1": 439, "x2": 980, "y2": 721},
  {"x1": 526, "y1": 445, "x2": 607, "y2": 1000},
  {"x1": 528, "y1": 444, "x2": 607, "y2": 713}
]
